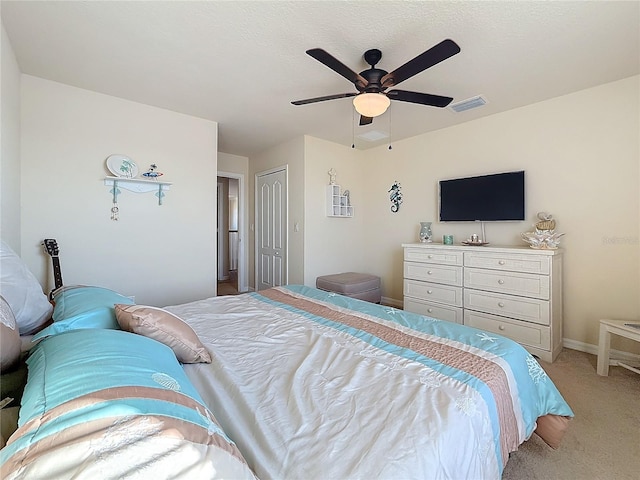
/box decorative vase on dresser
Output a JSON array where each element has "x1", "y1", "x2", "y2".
[
  {"x1": 401, "y1": 243, "x2": 563, "y2": 363},
  {"x1": 419, "y1": 222, "x2": 433, "y2": 243}
]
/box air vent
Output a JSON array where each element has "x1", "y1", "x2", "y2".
[
  {"x1": 449, "y1": 95, "x2": 488, "y2": 113},
  {"x1": 357, "y1": 130, "x2": 388, "y2": 142}
]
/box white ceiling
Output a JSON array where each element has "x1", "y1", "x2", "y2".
[{"x1": 2, "y1": 1, "x2": 639, "y2": 157}]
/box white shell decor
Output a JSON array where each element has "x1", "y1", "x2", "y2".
[
  {"x1": 521, "y1": 212, "x2": 565, "y2": 249},
  {"x1": 151, "y1": 372, "x2": 181, "y2": 391}
]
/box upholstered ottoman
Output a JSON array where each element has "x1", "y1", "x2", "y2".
[{"x1": 316, "y1": 272, "x2": 381, "y2": 303}]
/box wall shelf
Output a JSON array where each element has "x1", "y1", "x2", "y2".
[
  {"x1": 326, "y1": 184, "x2": 353, "y2": 217},
  {"x1": 104, "y1": 176, "x2": 172, "y2": 207}
]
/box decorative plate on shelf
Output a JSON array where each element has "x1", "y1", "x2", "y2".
[
  {"x1": 462, "y1": 241, "x2": 490, "y2": 246},
  {"x1": 106, "y1": 154, "x2": 138, "y2": 178}
]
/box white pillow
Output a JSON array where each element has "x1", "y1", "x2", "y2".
[
  {"x1": 0, "y1": 240, "x2": 53, "y2": 335},
  {"x1": 0, "y1": 295, "x2": 21, "y2": 372}
]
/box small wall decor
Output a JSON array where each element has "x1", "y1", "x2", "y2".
[
  {"x1": 326, "y1": 184, "x2": 353, "y2": 217},
  {"x1": 343, "y1": 190, "x2": 351, "y2": 206},
  {"x1": 106, "y1": 154, "x2": 138, "y2": 178},
  {"x1": 521, "y1": 212, "x2": 565, "y2": 249},
  {"x1": 328, "y1": 168, "x2": 337, "y2": 185},
  {"x1": 388, "y1": 181, "x2": 403, "y2": 212},
  {"x1": 142, "y1": 164, "x2": 163, "y2": 179},
  {"x1": 110, "y1": 184, "x2": 120, "y2": 221}
]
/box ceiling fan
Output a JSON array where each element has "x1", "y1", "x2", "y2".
[{"x1": 292, "y1": 39, "x2": 460, "y2": 125}]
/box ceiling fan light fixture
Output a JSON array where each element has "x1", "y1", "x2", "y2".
[{"x1": 353, "y1": 93, "x2": 390, "y2": 118}]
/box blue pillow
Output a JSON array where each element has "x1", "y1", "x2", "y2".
[
  {"x1": 2, "y1": 327, "x2": 256, "y2": 480},
  {"x1": 32, "y1": 286, "x2": 134, "y2": 341},
  {"x1": 19, "y1": 329, "x2": 209, "y2": 426}
]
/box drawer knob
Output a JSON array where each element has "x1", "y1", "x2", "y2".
[
  {"x1": 427, "y1": 255, "x2": 433, "y2": 259},
  {"x1": 498, "y1": 279, "x2": 505, "y2": 285},
  {"x1": 427, "y1": 290, "x2": 433, "y2": 294},
  {"x1": 498, "y1": 302, "x2": 505, "y2": 308},
  {"x1": 499, "y1": 325, "x2": 505, "y2": 331},
  {"x1": 498, "y1": 260, "x2": 506, "y2": 265},
  {"x1": 427, "y1": 270, "x2": 433, "y2": 275},
  {"x1": 427, "y1": 308, "x2": 433, "y2": 313}
]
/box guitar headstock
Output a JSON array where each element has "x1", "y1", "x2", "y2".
[{"x1": 42, "y1": 239, "x2": 59, "y2": 257}]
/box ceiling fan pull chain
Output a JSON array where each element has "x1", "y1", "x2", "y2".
[
  {"x1": 388, "y1": 107, "x2": 393, "y2": 150},
  {"x1": 351, "y1": 107, "x2": 356, "y2": 149}
]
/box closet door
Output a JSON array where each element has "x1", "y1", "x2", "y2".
[{"x1": 256, "y1": 168, "x2": 287, "y2": 290}]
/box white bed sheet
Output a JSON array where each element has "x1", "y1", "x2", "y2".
[{"x1": 173, "y1": 294, "x2": 506, "y2": 479}]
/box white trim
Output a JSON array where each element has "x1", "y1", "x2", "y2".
[
  {"x1": 216, "y1": 182, "x2": 225, "y2": 282},
  {"x1": 563, "y1": 337, "x2": 640, "y2": 365},
  {"x1": 217, "y1": 171, "x2": 248, "y2": 293}
]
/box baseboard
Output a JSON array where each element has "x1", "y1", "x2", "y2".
[
  {"x1": 382, "y1": 296, "x2": 403, "y2": 308},
  {"x1": 563, "y1": 338, "x2": 640, "y2": 365}
]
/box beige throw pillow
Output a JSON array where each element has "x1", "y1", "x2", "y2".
[
  {"x1": 114, "y1": 304, "x2": 211, "y2": 364},
  {"x1": 0, "y1": 296, "x2": 21, "y2": 373}
]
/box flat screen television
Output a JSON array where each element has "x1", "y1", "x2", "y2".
[{"x1": 439, "y1": 171, "x2": 525, "y2": 222}]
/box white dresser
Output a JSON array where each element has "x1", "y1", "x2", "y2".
[{"x1": 402, "y1": 243, "x2": 563, "y2": 362}]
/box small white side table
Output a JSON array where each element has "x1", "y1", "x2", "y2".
[{"x1": 597, "y1": 319, "x2": 640, "y2": 376}]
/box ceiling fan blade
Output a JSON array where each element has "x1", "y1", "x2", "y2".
[
  {"x1": 306, "y1": 48, "x2": 368, "y2": 89},
  {"x1": 387, "y1": 90, "x2": 453, "y2": 107},
  {"x1": 381, "y1": 39, "x2": 460, "y2": 88},
  {"x1": 292, "y1": 92, "x2": 357, "y2": 105},
  {"x1": 359, "y1": 115, "x2": 373, "y2": 126}
]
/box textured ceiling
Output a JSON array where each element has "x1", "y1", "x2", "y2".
[{"x1": 2, "y1": 1, "x2": 639, "y2": 157}]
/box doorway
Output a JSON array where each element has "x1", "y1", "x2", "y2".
[
  {"x1": 255, "y1": 167, "x2": 287, "y2": 290},
  {"x1": 217, "y1": 172, "x2": 247, "y2": 295}
]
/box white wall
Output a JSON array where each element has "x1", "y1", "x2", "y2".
[
  {"x1": 273, "y1": 75, "x2": 638, "y2": 354},
  {"x1": 303, "y1": 136, "x2": 366, "y2": 286},
  {"x1": 20, "y1": 76, "x2": 219, "y2": 306},
  {"x1": 0, "y1": 24, "x2": 21, "y2": 252},
  {"x1": 218, "y1": 152, "x2": 248, "y2": 176},
  {"x1": 249, "y1": 137, "x2": 305, "y2": 286},
  {"x1": 358, "y1": 76, "x2": 639, "y2": 351},
  {"x1": 8, "y1": 47, "x2": 637, "y2": 354}
]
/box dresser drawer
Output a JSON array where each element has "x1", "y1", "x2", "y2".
[
  {"x1": 464, "y1": 310, "x2": 550, "y2": 350},
  {"x1": 464, "y1": 289, "x2": 550, "y2": 325},
  {"x1": 404, "y1": 297, "x2": 463, "y2": 324},
  {"x1": 404, "y1": 262, "x2": 463, "y2": 286},
  {"x1": 404, "y1": 279, "x2": 463, "y2": 307},
  {"x1": 464, "y1": 252, "x2": 550, "y2": 274},
  {"x1": 404, "y1": 248, "x2": 463, "y2": 266},
  {"x1": 464, "y1": 267, "x2": 550, "y2": 299}
]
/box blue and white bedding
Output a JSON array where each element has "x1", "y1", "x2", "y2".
[
  {"x1": 171, "y1": 285, "x2": 573, "y2": 480},
  {"x1": 0, "y1": 328, "x2": 256, "y2": 479}
]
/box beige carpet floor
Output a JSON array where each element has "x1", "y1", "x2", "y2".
[{"x1": 502, "y1": 348, "x2": 640, "y2": 480}]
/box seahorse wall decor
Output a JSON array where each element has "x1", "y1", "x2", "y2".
[{"x1": 388, "y1": 181, "x2": 403, "y2": 213}]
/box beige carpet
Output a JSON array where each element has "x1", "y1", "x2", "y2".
[{"x1": 502, "y1": 348, "x2": 640, "y2": 480}]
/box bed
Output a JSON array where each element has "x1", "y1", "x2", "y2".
[
  {"x1": 0, "y1": 285, "x2": 257, "y2": 480},
  {"x1": 167, "y1": 285, "x2": 574, "y2": 479},
  {"x1": 1, "y1": 258, "x2": 573, "y2": 479}
]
